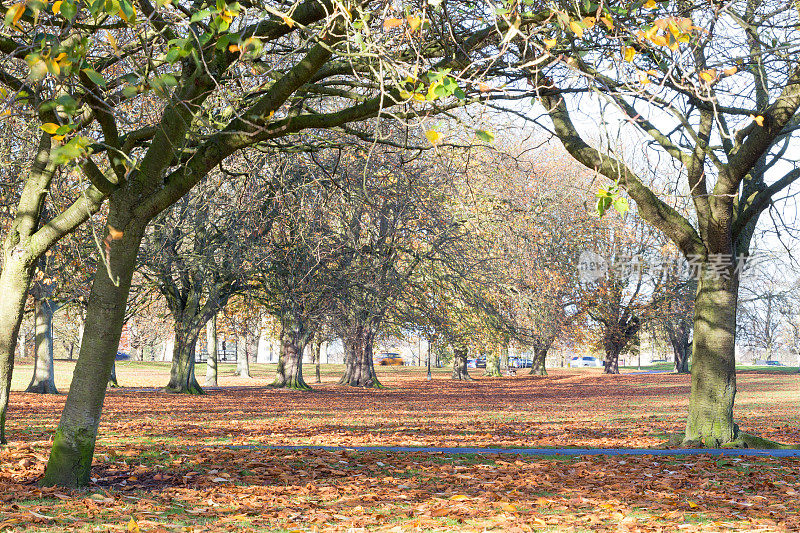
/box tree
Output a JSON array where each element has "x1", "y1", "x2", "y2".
[
  {"x1": 36, "y1": 0, "x2": 570, "y2": 485},
  {"x1": 532, "y1": 0, "x2": 800, "y2": 445}
]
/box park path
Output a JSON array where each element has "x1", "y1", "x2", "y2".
[{"x1": 222, "y1": 444, "x2": 800, "y2": 458}]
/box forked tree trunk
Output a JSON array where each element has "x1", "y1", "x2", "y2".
[
  {"x1": 0, "y1": 257, "x2": 36, "y2": 444},
  {"x1": 166, "y1": 323, "x2": 203, "y2": 394},
  {"x1": 272, "y1": 316, "x2": 310, "y2": 390},
  {"x1": 26, "y1": 299, "x2": 58, "y2": 394},
  {"x1": 205, "y1": 315, "x2": 218, "y2": 387},
  {"x1": 235, "y1": 335, "x2": 252, "y2": 378},
  {"x1": 451, "y1": 344, "x2": 473, "y2": 381},
  {"x1": 339, "y1": 322, "x2": 382, "y2": 388},
  {"x1": 530, "y1": 346, "x2": 548, "y2": 376},
  {"x1": 41, "y1": 220, "x2": 145, "y2": 487},
  {"x1": 683, "y1": 273, "x2": 739, "y2": 447},
  {"x1": 668, "y1": 320, "x2": 691, "y2": 374}
]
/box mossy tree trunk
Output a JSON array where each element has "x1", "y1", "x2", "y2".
[
  {"x1": 25, "y1": 298, "x2": 59, "y2": 394},
  {"x1": 272, "y1": 313, "x2": 311, "y2": 390},
  {"x1": 165, "y1": 321, "x2": 203, "y2": 394},
  {"x1": 683, "y1": 272, "x2": 739, "y2": 447},
  {"x1": 339, "y1": 319, "x2": 382, "y2": 388},
  {"x1": 108, "y1": 360, "x2": 119, "y2": 388},
  {"x1": 41, "y1": 218, "x2": 146, "y2": 487},
  {"x1": 205, "y1": 315, "x2": 218, "y2": 387},
  {"x1": 530, "y1": 345, "x2": 548, "y2": 376},
  {"x1": 602, "y1": 317, "x2": 640, "y2": 375},
  {"x1": 485, "y1": 351, "x2": 501, "y2": 376},
  {"x1": 452, "y1": 344, "x2": 473, "y2": 381}
]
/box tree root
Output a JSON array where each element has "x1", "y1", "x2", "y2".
[{"x1": 663, "y1": 431, "x2": 799, "y2": 449}]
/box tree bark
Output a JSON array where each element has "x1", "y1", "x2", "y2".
[
  {"x1": 313, "y1": 337, "x2": 322, "y2": 383},
  {"x1": 25, "y1": 299, "x2": 58, "y2": 394},
  {"x1": 108, "y1": 360, "x2": 119, "y2": 388},
  {"x1": 530, "y1": 346, "x2": 548, "y2": 376},
  {"x1": 500, "y1": 341, "x2": 509, "y2": 372},
  {"x1": 0, "y1": 257, "x2": 37, "y2": 444},
  {"x1": 41, "y1": 219, "x2": 145, "y2": 487},
  {"x1": 205, "y1": 315, "x2": 218, "y2": 387},
  {"x1": 338, "y1": 321, "x2": 382, "y2": 387},
  {"x1": 667, "y1": 320, "x2": 691, "y2": 374},
  {"x1": 165, "y1": 322, "x2": 203, "y2": 394},
  {"x1": 683, "y1": 273, "x2": 739, "y2": 447},
  {"x1": 451, "y1": 344, "x2": 473, "y2": 381},
  {"x1": 235, "y1": 335, "x2": 252, "y2": 378},
  {"x1": 272, "y1": 328, "x2": 310, "y2": 390},
  {"x1": 485, "y1": 351, "x2": 501, "y2": 376}
]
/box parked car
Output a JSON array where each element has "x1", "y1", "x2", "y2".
[
  {"x1": 509, "y1": 357, "x2": 533, "y2": 368},
  {"x1": 569, "y1": 355, "x2": 603, "y2": 368},
  {"x1": 376, "y1": 352, "x2": 404, "y2": 366},
  {"x1": 765, "y1": 360, "x2": 784, "y2": 366},
  {"x1": 115, "y1": 352, "x2": 131, "y2": 361}
]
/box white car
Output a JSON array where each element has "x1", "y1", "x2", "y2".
[{"x1": 569, "y1": 356, "x2": 603, "y2": 368}]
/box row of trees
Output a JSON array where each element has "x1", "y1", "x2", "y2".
[{"x1": 0, "y1": 0, "x2": 796, "y2": 487}]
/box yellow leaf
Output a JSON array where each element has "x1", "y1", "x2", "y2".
[
  {"x1": 383, "y1": 17, "x2": 403, "y2": 30},
  {"x1": 127, "y1": 518, "x2": 140, "y2": 533},
  {"x1": 8, "y1": 3, "x2": 25, "y2": 26},
  {"x1": 723, "y1": 66, "x2": 738, "y2": 76},
  {"x1": 687, "y1": 501, "x2": 699, "y2": 509},
  {"x1": 600, "y1": 16, "x2": 614, "y2": 29},
  {"x1": 281, "y1": 15, "x2": 294, "y2": 27},
  {"x1": 638, "y1": 71, "x2": 651, "y2": 85},
  {"x1": 582, "y1": 17, "x2": 595, "y2": 29},
  {"x1": 108, "y1": 227, "x2": 124, "y2": 240},
  {"x1": 699, "y1": 68, "x2": 717, "y2": 83},
  {"x1": 644, "y1": 0, "x2": 656, "y2": 8},
  {"x1": 106, "y1": 32, "x2": 118, "y2": 53},
  {"x1": 52, "y1": 0, "x2": 62, "y2": 13},
  {"x1": 52, "y1": 135, "x2": 65, "y2": 142},
  {"x1": 543, "y1": 38, "x2": 556, "y2": 49},
  {"x1": 407, "y1": 16, "x2": 421, "y2": 30},
  {"x1": 54, "y1": 52, "x2": 67, "y2": 61},
  {"x1": 41, "y1": 123, "x2": 59, "y2": 134},
  {"x1": 623, "y1": 46, "x2": 636, "y2": 62},
  {"x1": 750, "y1": 114, "x2": 764, "y2": 126},
  {"x1": 569, "y1": 20, "x2": 584, "y2": 38},
  {"x1": 650, "y1": 34, "x2": 667, "y2": 46},
  {"x1": 450, "y1": 495, "x2": 470, "y2": 501},
  {"x1": 424, "y1": 129, "x2": 442, "y2": 145},
  {"x1": 500, "y1": 503, "x2": 517, "y2": 512},
  {"x1": 228, "y1": 44, "x2": 240, "y2": 52}
]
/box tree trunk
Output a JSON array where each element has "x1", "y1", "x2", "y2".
[
  {"x1": 603, "y1": 343, "x2": 622, "y2": 374},
  {"x1": 485, "y1": 352, "x2": 501, "y2": 376},
  {"x1": 683, "y1": 273, "x2": 739, "y2": 447},
  {"x1": 338, "y1": 322, "x2": 382, "y2": 388},
  {"x1": 451, "y1": 344, "x2": 473, "y2": 381},
  {"x1": 41, "y1": 222, "x2": 145, "y2": 487},
  {"x1": 205, "y1": 315, "x2": 218, "y2": 387},
  {"x1": 108, "y1": 360, "x2": 119, "y2": 388},
  {"x1": 500, "y1": 341, "x2": 509, "y2": 371},
  {"x1": 166, "y1": 321, "x2": 203, "y2": 394},
  {"x1": 26, "y1": 299, "x2": 58, "y2": 394},
  {"x1": 0, "y1": 257, "x2": 36, "y2": 444},
  {"x1": 313, "y1": 337, "x2": 322, "y2": 383},
  {"x1": 668, "y1": 320, "x2": 691, "y2": 374},
  {"x1": 272, "y1": 328, "x2": 310, "y2": 390},
  {"x1": 530, "y1": 346, "x2": 548, "y2": 376},
  {"x1": 235, "y1": 335, "x2": 252, "y2": 378}
]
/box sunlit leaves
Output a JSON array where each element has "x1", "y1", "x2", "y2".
[
  {"x1": 424, "y1": 129, "x2": 442, "y2": 145},
  {"x1": 595, "y1": 183, "x2": 629, "y2": 217}
]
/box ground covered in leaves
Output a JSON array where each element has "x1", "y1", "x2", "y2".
[{"x1": 2, "y1": 363, "x2": 800, "y2": 531}]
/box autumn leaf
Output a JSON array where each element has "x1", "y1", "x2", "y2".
[
  {"x1": 383, "y1": 17, "x2": 403, "y2": 30},
  {"x1": 41, "y1": 123, "x2": 60, "y2": 134},
  {"x1": 543, "y1": 38, "x2": 556, "y2": 50},
  {"x1": 623, "y1": 47, "x2": 636, "y2": 62},
  {"x1": 127, "y1": 518, "x2": 140, "y2": 533},
  {"x1": 569, "y1": 20, "x2": 584, "y2": 38},
  {"x1": 424, "y1": 129, "x2": 442, "y2": 145},
  {"x1": 699, "y1": 69, "x2": 717, "y2": 84},
  {"x1": 750, "y1": 114, "x2": 764, "y2": 126}
]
